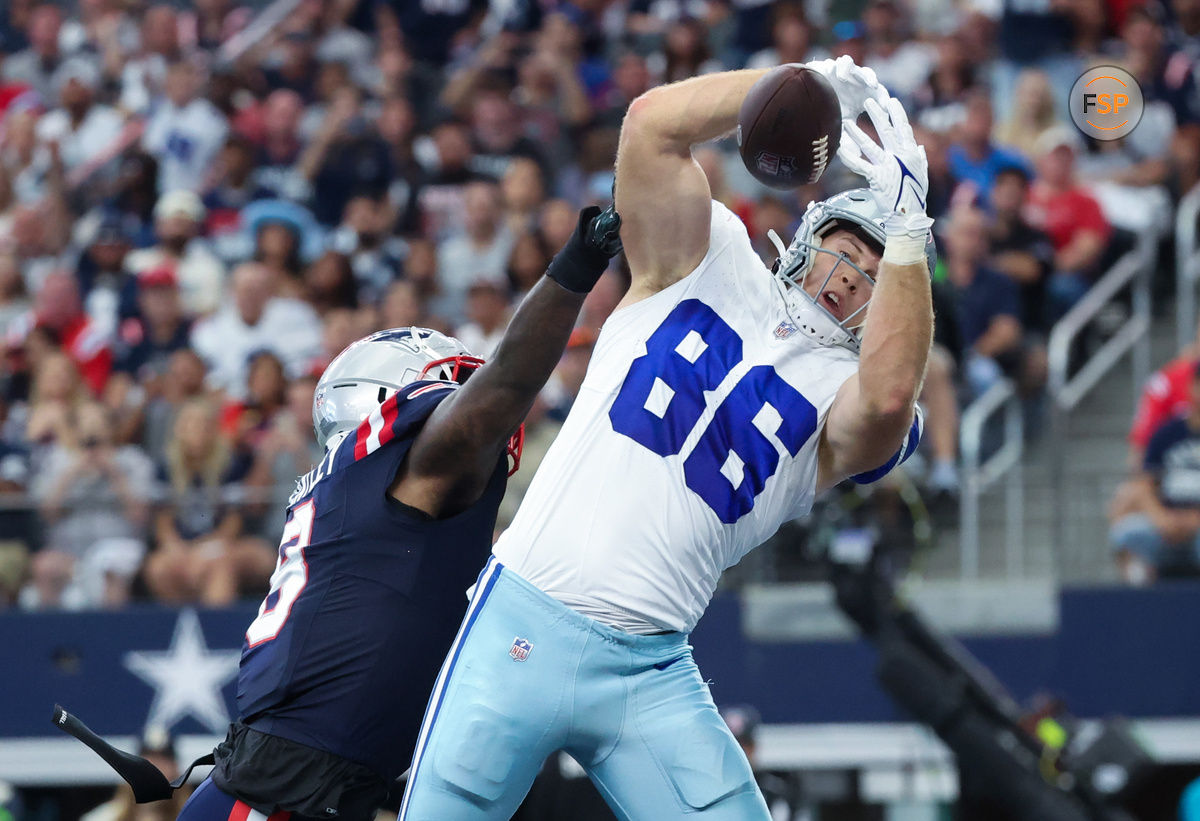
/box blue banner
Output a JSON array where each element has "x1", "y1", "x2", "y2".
[
  {"x1": 3, "y1": 585, "x2": 1199, "y2": 743},
  {"x1": 3, "y1": 605, "x2": 258, "y2": 739}
]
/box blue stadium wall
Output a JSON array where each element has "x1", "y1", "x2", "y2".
[{"x1": 2, "y1": 583, "x2": 1198, "y2": 743}]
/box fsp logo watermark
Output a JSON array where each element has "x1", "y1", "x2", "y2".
[{"x1": 1069, "y1": 65, "x2": 1144, "y2": 141}]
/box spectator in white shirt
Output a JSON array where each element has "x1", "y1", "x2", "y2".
[
  {"x1": 142, "y1": 60, "x2": 228, "y2": 194},
  {"x1": 435, "y1": 179, "x2": 514, "y2": 323},
  {"x1": 190, "y1": 262, "x2": 322, "y2": 399},
  {"x1": 36, "y1": 58, "x2": 124, "y2": 177},
  {"x1": 124, "y1": 190, "x2": 225, "y2": 316}
]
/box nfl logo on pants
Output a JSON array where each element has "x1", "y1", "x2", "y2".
[{"x1": 509, "y1": 637, "x2": 532, "y2": 661}]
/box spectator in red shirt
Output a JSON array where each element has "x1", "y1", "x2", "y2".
[
  {"x1": 10, "y1": 271, "x2": 112, "y2": 396},
  {"x1": 1025, "y1": 126, "x2": 1112, "y2": 320},
  {"x1": 1130, "y1": 356, "x2": 1195, "y2": 459},
  {"x1": 1109, "y1": 362, "x2": 1200, "y2": 584},
  {"x1": 1127, "y1": 323, "x2": 1200, "y2": 462}
]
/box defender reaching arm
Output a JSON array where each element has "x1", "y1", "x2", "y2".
[{"x1": 393, "y1": 206, "x2": 623, "y2": 517}]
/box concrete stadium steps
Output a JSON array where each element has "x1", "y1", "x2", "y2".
[{"x1": 923, "y1": 321, "x2": 1179, "y2": 582}]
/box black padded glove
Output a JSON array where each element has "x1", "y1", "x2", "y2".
[{"x1": 546, "y1": 205, "x2": 623, "y2": 294}]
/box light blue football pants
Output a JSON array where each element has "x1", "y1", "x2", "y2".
[{"x1": 399, "y1": 557, "x2": 769, "y2": 820}]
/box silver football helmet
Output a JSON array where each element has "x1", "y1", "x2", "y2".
[
  {"x1": 312, "y1": 327, "x2": 482, "y2": 451},
  {"x1": 767, "y1": 188, "x2": 936, "y2": 353}
]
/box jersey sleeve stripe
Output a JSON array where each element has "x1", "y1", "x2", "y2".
[
  {"x1": 364, "y1": 402, "x2": 386, "y2": 456},
  {"x1": 353, "y1": 394, "x2": 399, "y2": 461},
  {"x1": 377, "y1": 392, "x2": 402, "y2": 451},
  {"x1": 353, "y1": 414, "x2": 371, "y2": 461},
  {"x1": 849, "y1": 406, "x2": 924, "y2": 485},
  {"x1": 350, "y1": 383, "x2": 455, "y2": 463}
]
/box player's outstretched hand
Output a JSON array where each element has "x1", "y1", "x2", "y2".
[
  {"x1": 547, "y1": 205, "x2": 623, "y2": 293},
  {"x1": 838, "y1": 96, "x2": 933, "y2": 237},
  {"x1": 802, "y1": 55, "x2": 890, "y2": 121}
]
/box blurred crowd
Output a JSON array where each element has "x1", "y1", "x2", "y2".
[
  {"x1": 1110, "y1": 322, "x2": 1200, "y2": 585},
  {"x1": 0, "y1": 0, "x2": 1198, "y2": 609}
]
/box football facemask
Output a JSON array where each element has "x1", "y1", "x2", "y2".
[{"x1": 768, "y1": 188, "x2": 935, "y2": 353}]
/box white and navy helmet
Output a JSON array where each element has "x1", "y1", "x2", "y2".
[
  {"x1": 312, "y1": 327, "x2": 481, "y2": 451},
  {"x1": 767, "y1": 188, "x2": 936, "y2": 353}
]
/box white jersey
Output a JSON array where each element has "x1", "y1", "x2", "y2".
[
  {"x1": 494, "y1": 201, "x2": 860, "y2": 634},
  {"x1": 142, "y1": 98, "x2": 228, "y2": 194}
]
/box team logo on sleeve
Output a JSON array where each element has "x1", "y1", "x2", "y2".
[{"x1": 509, "y1": 637, "x2": 533, "y2": 662}]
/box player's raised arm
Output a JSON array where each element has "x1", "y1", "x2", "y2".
[
  {"x1": 616, "y1": 59, "x2": 889, "y2": 304},
  {"x1": 615, "y1": 70, "x2": 767, "y2": 299},
  {"x1": 391, "y1": 207, "x2": 622, "y2": 518},
  {"x1": 818, "y1": 97, "x2": 935, "y2": 490}
]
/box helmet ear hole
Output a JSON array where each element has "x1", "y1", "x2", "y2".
[{"x1": 377, "y1": 386, "x2": 388, "y2": 404}]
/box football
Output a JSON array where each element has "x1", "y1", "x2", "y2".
[{"x1": 736, "y1": 65, "x2": 842, "y2": 189}]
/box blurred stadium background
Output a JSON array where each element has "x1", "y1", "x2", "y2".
[{"x1": 2, "y1": 0, "x2": 1200, "y2": 818}]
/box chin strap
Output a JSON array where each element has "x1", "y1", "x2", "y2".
[{"x1": 767, "y1": 228, "x2": 788, "y2": 260}]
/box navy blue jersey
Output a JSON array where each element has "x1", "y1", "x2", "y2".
[
  {"x1": 236, "y1": 380, "x2": 507, "y2": 782},
  {"x1": 1144, "y1": 416, "x2": 1200, "y2": 507}
]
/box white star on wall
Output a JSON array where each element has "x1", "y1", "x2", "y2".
[{"x1": 123, "y1": 609, "x2": 241, "y2": 734}]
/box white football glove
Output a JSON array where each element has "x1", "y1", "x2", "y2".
[
  {"x1": 838, "y1": 96, "x2": 933, "y2": 242},
  {"x1": 801, "y1": 55, "x2": 890, "y2": 121}
]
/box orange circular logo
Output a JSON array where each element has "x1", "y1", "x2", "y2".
[{"x1": 1069, "y1": 66, "x2": 1144, "y2": 141}]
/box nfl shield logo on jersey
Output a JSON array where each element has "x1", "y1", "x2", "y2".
[
  {"x1": 774, "y1": 321, "x2": 798, "y2": 340},
  {"x1": 509, "y1": 637, "x2": 532, "y2": 662}
]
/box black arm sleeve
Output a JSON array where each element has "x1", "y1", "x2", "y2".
[{"x1": 396, "y1": 207, "x2": 623, "y2": 516}]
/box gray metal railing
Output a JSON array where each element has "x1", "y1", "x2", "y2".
[
  {"x1": 1047, "y1": 238, "x2": 1154, "y2": 568},
  {"x1": 1175, "y1": 182, "x2": 1200, "y2": 351},
  {"x1": 958, "y1": 378, "x2": 1024, "y2": 578}
]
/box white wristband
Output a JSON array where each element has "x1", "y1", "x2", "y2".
[{"x1": 882, "y1": 232, "x2": 928, "y2": 266}]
